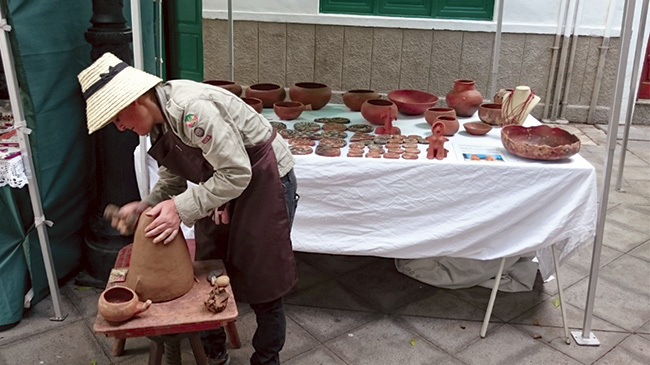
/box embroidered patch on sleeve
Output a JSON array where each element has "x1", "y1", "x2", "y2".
[
  {"x1": 201, "y1": 135, "x2": 212, "y2": 144},
  {"x1": 194, "y1": 127, "x2": 205, "y2": 137},
  {"x1": 185, "y1": 114, "x2": 198, "y2": 127}
]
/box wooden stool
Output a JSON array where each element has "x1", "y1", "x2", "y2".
[{"x1": 93, "y1": 245, "x2": 240, "y2": 364}]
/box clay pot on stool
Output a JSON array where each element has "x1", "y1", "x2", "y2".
[
  {"x1": 203, "y1": 80, "x2": 243, "y2": 97},
  {"x1": 360, "y1": 99, "x2": 398, "y2": 126},
  {"x1": 445, "y1": 79, "x2": 484, "y2": 117},
  {"x1": 289, "y1": 82, "x2": 331, "y2": 110},
  {"x1": 425, "y1": 107, "x2": 456, "y2": 126},
  {"x1": 273, "y1": 101, "x2": 310, "y2": 120},
  {"x1": 98, "y1": 286, "x2": 152, "y2": 323},
  {"x1": 435, "y1": 115, "x2": 459, "y2": 136},
  {"x1": 242, "y1": 97, "x2": 263, "y2": 113},
  {"x1": 343, "y1": 89, "x2": 380, "y2": 111},
  {"x1": 245, "y1": 83, "x2": 286, "y2": 108}
]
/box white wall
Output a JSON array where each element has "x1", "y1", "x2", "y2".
[{"x1": 203, "y1": 0, "x2": 625, "y2": 36}]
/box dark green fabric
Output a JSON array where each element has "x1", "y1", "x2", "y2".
[{"x1": 0, "y1": 0, "x2": 157, "y2": 326}]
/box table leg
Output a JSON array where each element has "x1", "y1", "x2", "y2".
[
  {"x1": 480, "y1": 257, "x2": 506, "y2": 338},
  {"x1": 164, "y1": 338, "x2": 182, "y2": 365},
  {"x1": 111, "y1": 338, "x2": 125, "y2": 356},
  {"x1": 552, "y1": 244, "x2": 571, "y2": 345},
  {"x1": 148, "y1": 339, "x2": 164, "y2": 365},
  {"x1": 189, "y1": 333, "x2": 208, "y2": 365},
  {"x1": 225, "y1": 320, "x2": 242, "y2": 348}
]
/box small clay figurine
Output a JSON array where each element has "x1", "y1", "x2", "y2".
[
  {"x1": 205, "y1": 275, "x2": 230, "y2": 313},
  {"x1": 426, "y1": 121, "x2": 448, "y2": 160},
  {"x1": 375, "y1": 109, "x2": 400, "y2": 135}
]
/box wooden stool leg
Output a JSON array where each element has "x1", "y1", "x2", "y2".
[
  {"x1": 225, "y1": 321, "x2": 242, "y2": 349},
  {"x1": 111, "y1": 338, "x2": 126, "y2": 356},
  {"x1": 148, "y1": 339, "x2": 164, "y2": 365},
  {"x1": 188, "y1": 333, "x2": 208, "y2": 365}
]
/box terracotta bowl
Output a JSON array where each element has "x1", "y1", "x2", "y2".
[
  {"x1": 463, "y1": 121, "x2": 492, "y2": 136},
  {"x1": 387, "y1": 89, "x2": 439, "y2": 115},
  {"x1": 435, "y1": 115, "x2": 459, "y2": 136},
  {"x1": 360, "y1": 99, "x2": 398, "y2": 125},
  {"x1": 246, "y1": 83, "x2": 286, "y2": 108},
  {"x1": 343, "y1": 89, "x2": 380, "y2": 111},
  {"x1": 478, "y1": 103, "x2": 505, "y2": 126},
  {"x1": 242, "y1": 97, "x2": 263, "y2": 113},
  {"x1": 424, "y1": 107, "x2": 456, "y2": 126},
  {"x1": 273, "y1": 101, "x2": 305, "y2": 120},
  {"x1": 203, "y1": 80, "x2": 242, "y2": 97},
  {"x1": 501, "y1": 125, "x2": 581, "y2": 160},
  {"x1": 289, "y1": 82, "x2": 331, "y2": 110}
]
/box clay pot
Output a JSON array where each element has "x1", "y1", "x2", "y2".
[
  {"x1": 203, "y1": 80, "x2": 243, "y2": 97},
  {"x1": 242, "y1": 97, "x2": 263, "y2": 113},
  {"x1": 478, "y1": 103, "x2": 505, "y2": 126},
  {"x1": 343, "y1": 89, "x2": 380, "y2": 111},
  {"x1": 124, "y1": 208, "x2": 194, "y2": 302},
  {"x1": 98, "y1": 286, "x2": 152, "y2": 323},
  {"x1": 445, "y1": 79, "x2": 484, "y2": 117},
  {"x1": 463, "y1": 121, "x2": 492, "y2": 136},
  {"x1": 493, "y1": 88, "x2": 514, "y2": 104},
  {"x1": 360, "y1": 99, "x2": 398, "y2": 126},
  {"x1": 435, "y1": 115, "x2": 459, "y2": 136},
  {"x1": 387, "y1": 89, "x2": 439, "y2": 115},
  {"x1": 273, "y1": 101, "x2": 310, "y2": 120},
  {"x1": 289, "y1": 82, "x2": 331, "y2": 110},
  {"x1": 245, "y1": 83, "x2": 286, "y2": 108},
  {"x1": 501, "y1": 125, "x2": 581, "y2": 160},
  {"x1": 424, "y1": 107, "x2": 456, "y2": 126}
]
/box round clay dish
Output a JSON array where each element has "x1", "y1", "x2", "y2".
[
  {"x1": 501, "y1": 125, "x2": 581, "y2": 160},
  {"x1": 463, "y1": 122, "x2": 492, "y2": 136}
]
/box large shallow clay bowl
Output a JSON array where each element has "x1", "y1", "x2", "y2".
[
  {"x1": 273, "y1": 101, "x2": 305, "y2": 121},
  {"x1": 387, "y1": 89, "x2": 439, "y2": 115},
  {"x1": 478, "y1": 103, "x2": 504, "y2": 126},
  {"x1": 246, "y1": 83, "x2": 286, "y2": 108},
  {"x1": 501, "y1": 125, "x2": 581, "y2": 160},
  {"x1": 463, "y1": 122, "x2": 492, "y2": 136},
  {"x1": 289, "y1": 82, "x2": 331, "y2": 110},
  {"x1": 203, "y1": 80, "x2": 242, "y2": 97}
]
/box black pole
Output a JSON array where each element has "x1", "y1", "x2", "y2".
[{"x1": 76, "y1": 0, "x2": 141, "y2": 288}]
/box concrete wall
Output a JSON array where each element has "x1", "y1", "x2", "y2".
[{"x1": 203, "y1": 20, "x2": 626, "y2": 124}]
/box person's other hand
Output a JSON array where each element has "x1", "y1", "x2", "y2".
[
  {"x1": 144, "y1": 199, "x2": 181, "y2": 244},
  {"x1": 107, "y1": 201, "x2": 150, "y2": 235},
  {"x1": 211, "y1": 204, "x2": 230, "y2": 225}
]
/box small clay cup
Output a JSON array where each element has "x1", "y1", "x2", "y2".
[
  {"x1": 478, "y1": 103, "x2": 505, "y2": 126},
  {"x1": 463, "y1": 121, "x2": 492, "y2": 136},
  {"x1": 343, "y1": 89, "x2": 380, "y2": 111},
  {"x1": 98, "y1": 286, "x2": 152, "y2": 323},
  {"x1": 273, "y1": 101, "x2": 309, "y2": 120},
  {"x1": 203, "y1": 80, "x2": 243, "y2": 97},
  {"x1": 435, "y1": 115, "x2": 459, "y2": 136},
  {"x1": 246, "y1": 83, "x2": 286, "y2": 108},
  {"x1": 242, "y1": 97, "x2": 263, "y2": 113},
  {"x1": 424, "y1": 107, "x2": 456, "y2": 126}
]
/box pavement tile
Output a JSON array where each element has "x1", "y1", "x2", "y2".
[
  {"x1": 295, "y1": 252, "x2": 382, "y2": 276},
  {"x1": 603, "y1": 220, "x2": 650, "y2": 253},
  {"x1": 455, "y1": 324, "x2": 582, "y2": 365},
  {"x1": 394, "y1": 288, "x2": 489, "y2": 321},
  {"x1": 513, "y1": 324, "x2": 628, "y2": 364},
  {"x1": 594, "y1": 334, "x2": 650, "y2": 364},
  {"x1": 511, "y1": 299, "x2": 624, "y2": 332},
  {"x1": 628, "y1": 241, "x2": 650, "y2": 262},
  {"x1": 324, "y1": 316, "x2": 449, "y2": 365},
  {"x1": 283, "y1": 345, "x2": 347, "y2": 364},
  {"x1": 605, "y1": 205, "x2": 650, "y2": 234},
  {"x1": 638, "y1": 321, "x2": 650, "y2": 340},
  {"x1": 285, "y1": 304, "x2": 381, "y2": 342},
  {"x1": 285, "y1": 279, "x2": 374, "y2": 312},
  {"x1": 400, "y1": 315, "x2": 500, "y2": 354}
]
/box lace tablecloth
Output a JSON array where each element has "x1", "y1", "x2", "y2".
[
  {"x1": 0, "y1": 104, "x2": 27, "y2": 188},
  {"x1": 0, "y1": 151, "x2": 27, "y2": 188}
]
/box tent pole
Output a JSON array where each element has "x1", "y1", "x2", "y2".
[
  {"x1": 488, "y1": 0, "x2": 504, "y2": 100},
  {"x1": 131, "y1": 0, "x2": 150, "y2": 197},
  {"x1": 572, "y1": 0, "x2": 636, "y2": 346},
  {"x1": 0, "y1": 9, "x2": 66, "y2": 321},
  {"x1": 615, "y1": 0, "x2": 650, "y2": 191},
  {"x1": 228, "y1": 0, "x2": 234, "y2": 80}
]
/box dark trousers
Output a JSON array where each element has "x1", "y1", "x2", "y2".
[{"x1": 201, "y1": 169, "x2": 298, "y2": 364}]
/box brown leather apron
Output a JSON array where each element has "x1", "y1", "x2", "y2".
[{"x1": 148, "y1": 128, "x2": 297, "y2": 304}]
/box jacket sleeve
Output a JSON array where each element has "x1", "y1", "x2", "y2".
[
  {"x1": 172, "y1": 99, "x2": 252, "y2": 226},
  {"x1": 142, "y1": 164, "x2": 188, "y2": 206}
]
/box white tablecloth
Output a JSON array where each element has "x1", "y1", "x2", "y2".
[{"x1": 136, "y1": 104, "x2": 598, "y2": 281}]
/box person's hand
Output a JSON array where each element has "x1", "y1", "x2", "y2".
[
  {"x1": 105, "y1": 201, "x2": 150, "y2": 235},
  {"x1": 212, "y1": 204, "x2": 230, "y2": 225},
  {"x1": 144, "y1": 199, "x2": 181, "y2": 244}
]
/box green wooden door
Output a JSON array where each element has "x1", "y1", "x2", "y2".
[{"x1": 163, "y1": 0, "x2": 203, "y2": 81}]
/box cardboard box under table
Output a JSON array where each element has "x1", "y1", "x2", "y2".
[{"x1": 93, "y1": 244, "x2": 240, "y2": 365}]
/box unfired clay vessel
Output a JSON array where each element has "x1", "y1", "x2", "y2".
[
  {"x1": 343, "y1": 89, "x2": 380, "y2": 111},
  {"x1": 425, "y1": 107, "x2": 456, "y2": 126},
  {"x1": 98, "y1": 286, "x2": 152, "y2": 323},
  {"x1": 435, "y1": 115, "x2": 460, "y2": 136},
  {"x1": 124, "y1": 208, "x2": 194, "y2": 302}
]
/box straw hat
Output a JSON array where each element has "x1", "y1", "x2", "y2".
[{"x1": 78, "y1": 52, "x2": 162, "y2": 134}]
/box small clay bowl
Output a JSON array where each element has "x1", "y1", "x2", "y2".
[
  {"x1": 478, "y1": 103, "x2": 504, "y2": 126},
  {"x1": 273, "y1": 101, "x2": 305, "y2": 120},
  {"x1": 343, "y1": 89, "x2": 380, "y2": 111},
  {"x1": 242, "y1": 97, "x2": 263, "y2": 113},
  {"x1": 425, "y1": 107, "x2": 456, "y2": 126},
  {"x1": 463, "y1": 122, "x2": 492, "y2": 136}
]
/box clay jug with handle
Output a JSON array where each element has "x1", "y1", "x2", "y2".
[
  {"x1": 124, "y1": 208, "x2": 194, "y2": 302},
  {"x1": 98, "y1": 286, "x2": 152, "y2": 323}
]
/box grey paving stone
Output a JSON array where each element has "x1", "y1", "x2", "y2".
[
  {"x1": 400, "y1": 315, "x2": 500, "y2": 354},
  {"x1": 628, "y1": 240, "x2": 650, "y2": 262},
  {"x1": 296, "y1": 252, "x2": 381, "y2": 277},
  {"x1": 605, "y1": 205, "x2": 650, "y2": 234},
  {"x1": 511, "y1": 298, "x2": 624, "y2": 332},
  {"x1": 602, "y1": 219, "x2": 650, "y2": 253},
  {"x1": 594, "y1": 334, "x2": 650, "y2": 365},
  {"x1": 324, "y1": 316, "x2": 449, "y2": 365},
  {"x1": 394, "y1": 288, "x2": 489, "y2": 321},
  {"x1": 284, "y1": 345, "x2": 347, "y2": 365},
  {"x1": 285, "y1": 279, "x2": 374, "y2": 312},
  {"x1": 455, "y1": 324, "x2": 582, "y2": 365},
  {"x1": 285, "y1": 304, "x2": 381, "y2": 342}
]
